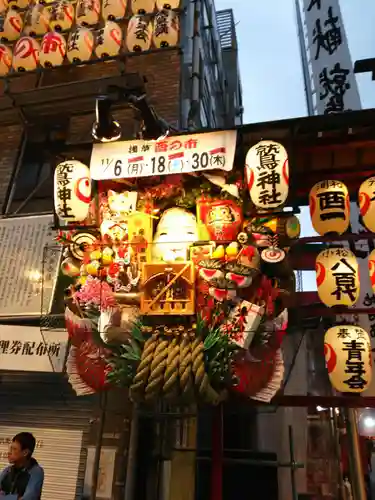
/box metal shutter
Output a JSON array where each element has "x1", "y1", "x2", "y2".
[{"x1": 0, "y1": 372, "x2": 97, "y2": 500}]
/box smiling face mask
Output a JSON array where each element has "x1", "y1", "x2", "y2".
[{"x1": 152, "y1": 208, "x2": 198, "y2": 262}]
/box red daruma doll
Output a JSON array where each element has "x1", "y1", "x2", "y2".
[{"x1": 197, "y1": 198, "x2": 243, "y2": 242}]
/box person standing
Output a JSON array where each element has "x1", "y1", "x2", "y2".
[{"x1": 0, "y1": 432, "x2": 44, "y2": 500}]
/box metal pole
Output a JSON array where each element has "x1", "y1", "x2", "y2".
[
  {"x1": 331, "y1": 409, "x2": 345, "y2": 500},
  {"x1": 124, "y1": 404, "x2": 139, "y2": 500},
  {"x1": 288, "y1": 425, "x2": 299, "y2": 500},
  {"x1": 91, "y1": 391, "x2": 108, "y2": 500},
  {"x1": 344, "y1": 408, "x2": 366, "y2": 500}
]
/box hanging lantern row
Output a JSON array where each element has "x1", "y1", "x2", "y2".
[
  {"x1": 324, "y1": 325, "x2": 372, "y2": 394},
  {"x1": 0, "y1": 0, "x2": 180, "y2": 15},
  {"x1": 0, "y1": 10, "x2": 179, "y2": 74},
  {"x1": 309, "y1": 177, "x2": 375, "y2": 236}
]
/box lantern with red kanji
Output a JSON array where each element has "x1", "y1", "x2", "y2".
[
  {"x1": 0, "y1": 43, "x2": 11, "y2": 75},
  {"x1": 0, "y1": 9, "x2": 23, "y2": 42},
  {"x1": 95, "y1": 20, "x2": 122, "y2": 58},
  {"x1": 66, "y1": 26, "x2": 93, "y2": 63},
  {"x1": 324, "y1": 325, "x2": 372, "y2": 393},
  {"x1": 153, "y1": 9, "x2": 179, "y2": 48},
  {"x1": 126, "y1": 15, "x2": 152, "y2": 52},
  {"x1": 12, "y1": 36, "x2": 40, "y2": 71},
  {"x1": 75, "y1": 0, "x2": 100, "y2": 26},
  {"x1": 316, "y1": 247, "x2": 360, "y2": 308},
  {"x1": 49, "y1": 0, "x2": 74, "y2": 32},
  {"x1": 245, "y1": 140, "x2": 289, "y2": 211},
  {"x1": 102, "y1": 0, "x2": 126, "y2": 21},
  {"x1": 359, "y1": 176, "x2": 375, "y2": 233},
  {"x1": 39, "y1": 31, "x2": 66, "y2": 67},
  {"x1": 309, "y1": 180, "x2": 350, "y2": 236},
  {"x1": 24, "y1": 4, "x2": 50, "y2": 37}
]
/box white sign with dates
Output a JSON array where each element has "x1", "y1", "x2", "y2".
[{"x1": 90, "y1": 130, "x2": 237, "y2": 180}]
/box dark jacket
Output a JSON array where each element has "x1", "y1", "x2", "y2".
[{"x1": 0, "y1": 458, "x2": 44, "y2": 500}]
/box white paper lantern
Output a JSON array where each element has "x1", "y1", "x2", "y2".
[
  {"x1": 316, "y1": 247, "x2": 360, "y2": 308},
  {"x1": 102, "y1": 0, "x2": 126, "y2": 21},
  {"x1": 95, "y1": 20, "x2": 122, "y2": 58},
  {"x1": 359, "y1": 176, "x2": 375, "y2": 233},
  {"x1": 130, "y1": 0, "x2": 154, "y2": 15},
  {"x1": 54, "y1": 160, "x2": 91, "y2": 222},
  {"x1": 368, "y1": 248, "x2": 375, "y2": 294},
  {"x1": 126, "y1": 15, "x2": 152, "y2": 52},
  {"x1": 75, "y1": 0, "x2": 100, "y2": 26},
  {"x1": 324, "y1": 325, "x2": 372, "y2": 393},
  {"x1": 24, "y1": 4, "x2": 50, "y2": 37},
  {"x1": 39, "y1": 31, "x2": 66, "y2": 67},
  {"x1": 0, "y1": 0, "x2": 8, "y2": 14},
  {"x1": 49, "y1": 0, "x2": 74, "y2": 32},
  {"x1": 7, "y1": 0, "x2": 28, "y2": 10},
  {"x1": 155, "y1": 0, "x2": 179, "y2": 9},
  {"x1": 12, "y1": 36, "x2": 40, "y2": 71},
  {"x1": 153, "y1": 9, "x2": 178, "y2": 48},
  {"x1": 245, "y1": 140, "x2": 289, "y2": 211},
  {"x1": 67, "y1": 26, "x2": 93, "y2": 63},
  {"x1": 309, "y1": 180, "x2": 350, "y2": 236},
  {"x1": 0, "y1": 9, "x2": 23, "y2": 42},
  {"x1": 0, "y1": 43, "x2": 11, "y2": 75}
]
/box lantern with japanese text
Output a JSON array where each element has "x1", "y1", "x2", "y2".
[
  {"x1": 309, "y1": 180, "x2": 350, "y2": 236},
  {"x1": 0, "y1": 43, "x2": 11, "y2": 75},
  {"x1": 126, "y1": 15, "x2": 152, "y2": 52},
  {"x1": 156, "y1": 0, "x2": 179, "y2": 9},
  {"x1": 153, "y1": 9, "x2": 179, "y2": 48},
  {"x1": 54, "y1": 160, "x2": 91, "y2": 222},
  {"x1": 12, "y1": 36, "x2": 40, "y2": 71},
  {"x1": 7, "y1": 0, "x2": 28, "y2": 10},
  {"x1": 49, "y1": 0, "x2": 74, "y2": 32},
  {"x1": 324, "y1": 325, "x2": 372, "y2": 393},
  {"x1": 0, "y1": 9, "x2": 23, "y2": 42},
  {"x1": 245, "y1": 140, "x2": 289, "y2": 211},
  {"x1": 24, "y1": 4, "x2": 50, "y2": 37},
  {"x1": 102, "y1": 0, "x2": 126, "y2": 21},
  {"x1": 0, "y1": 0, "x2": 8, "y2": 14},
  {"x1": 368, "y1": 249, "x2": 375, "y2": 293},
  {"x1": 130, "y1": 0, "x2": 154, "y2": 15},
  {"x1": 75, "y1": 0, "x2": 100, "y2": 26},
  {"x1": 66, "y1": 26, "x2": 93, "y2": 63},
  {"x1": 316, "y1": 248, "x2": 360, "y2": 308},
  {"x1": 359, "y1": 176, "x2": 375, "y2": 233},
  {"x1": 95, "y1": 20, "x2": 122, "y2": 58},
  {"x1": 39, "y1": 31, "x2": 66, "y2": 67}
]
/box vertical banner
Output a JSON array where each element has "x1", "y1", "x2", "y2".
[{"x1": 302, "y1": 0, "x2": 361, "y2": 114}]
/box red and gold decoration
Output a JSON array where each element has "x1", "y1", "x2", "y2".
[
  {"x1": 309, "y1": 180, "x2": 350, "y2": 236},
  {"x1": 324, "y1": 325, "x2": 372, "y2": 393},
  {"x1": 359, "y1": 176, "x2": 375, "y2": 233},
  {"x1": 316, "y1": 248, "x2": 360, "y2": 308}
]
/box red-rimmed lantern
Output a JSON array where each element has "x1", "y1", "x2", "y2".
[
  {"x1": 49, "y1": 0, "x2": 74, "y2": 32},
  {"x1": 309, "y1": 180, "x2": 350, "y2": 236},
  {"x1": 95, "y1": 20, "x2": 122, "y2": 58},
  {"x1": 66, "y1": 26, "x2": 93, "y2": 63},
  {"x1": 39, "y1": 31, "x2": 66, "y2": 67},
  {"x1": 0, "y1": 9, "x2": 23, "y2": 42},
  {"x1": 359, "y1": 176, "x2": 375, "y2": 233}
]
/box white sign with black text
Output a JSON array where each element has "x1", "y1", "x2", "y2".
[
  {"x1": 302, "y1": 0, "x2": 361, "y2": 114},
  {"x1": 0, "y1": 326, "x2": 68, "y2": 373},
  {"x1": 90, "y1": 130, "x2": 237, "y2": 180}
]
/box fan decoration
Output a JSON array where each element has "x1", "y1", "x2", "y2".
[{"x1": 53, "y1": 136, "x2": 301, "y2": 406}]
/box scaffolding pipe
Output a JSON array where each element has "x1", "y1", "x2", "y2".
[
  {"x1": 123, "y1": 405, "x2": 139, "y2": 500},
  {"x1": 343, "y1": 408, "x2": 366, "y2": 500}
]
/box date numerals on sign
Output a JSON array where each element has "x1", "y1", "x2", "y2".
[{"x1": 191, "y1": 152, "x2": 209, "y2": 170}]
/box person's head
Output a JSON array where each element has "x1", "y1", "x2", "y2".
[{"x1": 8, "y1": 432, "x2": 36, "y2": 466}]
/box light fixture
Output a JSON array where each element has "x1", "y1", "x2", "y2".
[
  {"x1": 127, "y1": 93, "x2": 170, "y2": 140},
  {"x1": 92, "y1": 96, "x2": 122, "y2": 143}
]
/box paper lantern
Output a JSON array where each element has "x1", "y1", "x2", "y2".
[
  {"x1": 130, "y1": 0, "x2": 154, "y2": 14},
  {"x1": 49, "y1": 0, "x2": 74, "y2": 32},
  {"x1": 368, "y1": 249, "x2": 375, "y2": 293},
  {"x1": 153, "y1": 9, "x2": 179, "y2": 48},
  {"x1": 39, "y1": 31, "x2": 66, "y2": 67},
  {"x1": 95, "y1": 20, "x2": 122, "y2": 58},
  {"x1": 66, "y1": 26, "x2": 93, "y2": 63},
  {"x1": 12, "y1": 36, "x2": 40, "y2": 71},
  {"x1": 0, "y1": 0, "x2": 8, "y2": 14},
  {"x1": 102, "y1": 0, "x2": 126, "y2": 21},
  {"x1": 245, "y1": 140, "x2": 289, "y2": 211},
  {"x1": 156, "y1": 0, "x2": 179, "y2": 9},
  {"x1": 7, "y1": 0, "x2": 28, "y2": 10},
  {"x1": 24, "y1": 4, "x2": 50, "y2": 36},
  {"x1": 75, "y1": 0, "x2": 100, "y2": 26},
  {"x1": 309, "y1": 180, "x2": 350, "y2": 236},
  {"x1": 54, "y1": 160, "x2": 91, "y2": 222},
  {"x1": 316, "y1": 248, "x2": 360, "y2": 308},
  {"x1": 0, "y1": 43, "x2": 11, "y2": 75},
  {"x1": 0, "y1": 9, "x2": 23, "y2": 42},
  {"x1": 324, "y1": 325, "x2": 372, "y2": 393},
  {"x1": 359, "y1": 176, "x2": 375, "y2": 233},
  {"x1": 126, "y1": 15, "x2": 152, "y2": 52}
]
